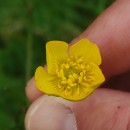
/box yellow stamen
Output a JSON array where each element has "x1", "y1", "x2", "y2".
[
  {"x1": 65, "y1": 64, "x2": 69, "y2": 69},
  {"x1": 67, "y1": 79, "x2": 73, "y2": 84},
  {"x1": 69, "y1": 75, "x2": 75, "y2": 82},
  {"x1": 78, "y1": 76, "x2": 83, "y2": 83},
  {"x1": 56, "y1": 57, "x2": 95, "y2": 96},
  {"x1": 70, "y1": 83, "x2": 77, "y2": 87},
  {"x1": 61, "y1": 80, "x2": 67, "y2": 84},
  {"x1": 73, "y1": 73, "x2": 78, "y2": 79},
  {"x1": 62, "y1": 76, "x2": 66, "y2": 81},
  {"x1": 77, "y1": 57, "x2": 83, "y2": 63}
]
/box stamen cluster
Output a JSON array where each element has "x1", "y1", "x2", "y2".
[{"x1": 56, "y1": 57, "x2": 95, "y2": 95}]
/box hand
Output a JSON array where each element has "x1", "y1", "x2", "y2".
[{"x1": 25, "y1": 0, "x2": 130, "y2": 129}]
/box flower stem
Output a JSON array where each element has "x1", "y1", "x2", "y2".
[
  {"x1": 26, "y1": 31, "x2": 33, "y2": 81},
  {"x1": 25, "y1": 0, "x2": 33, "y2": 81}
]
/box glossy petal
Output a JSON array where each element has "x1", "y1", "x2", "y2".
[
  {"x1": 58, "y1": 87, "x2": 94, "y2": 101},
  {"x1": 46, "y1": 41, "x2": 68, "y2": 75},
  {"x1": 69, "y1": 39, "x2": 101, "y2": 65},
  {"x1": 85, "y1": 62, "x2": 105, "y2": 89},
  {"x1": 35, "y1": 66, "x2": 57, "y2": 94}
]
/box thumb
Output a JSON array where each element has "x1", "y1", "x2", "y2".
[
  {"x1": 25, "y1": 88, "x2": 130, "y2": 130},
  {"x1": 25, "y1": 95, "x2": 77, "y2": 130}
]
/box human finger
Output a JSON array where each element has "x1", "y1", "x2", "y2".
[
  {"x1": 25, "y1": 88, "x2": 130, "y2": 130},
  {"x1": 72, "y1": 0, "x2": 130, "y2": 78},
  {"x1": 26, "y1": 0, "x2": 130, "y2": 101},
  {"x1": 25, "y1": 78, "x2": 43, "y2": 101}
]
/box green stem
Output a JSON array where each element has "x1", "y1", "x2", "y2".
[
  {"x1": 26, "y1": 31, "x2": 33, "y2": 81},
  {"x1": 25, "y1": 0, "x2": 33, "y2": 81}
]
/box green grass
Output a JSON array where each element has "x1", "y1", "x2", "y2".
[{"x1": 0, "y1": 0, "x2": 114, "y2": 129}]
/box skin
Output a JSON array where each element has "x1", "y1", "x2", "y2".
[{"x1": 25, "y1": 0, "x2": 130, "y2": 129}]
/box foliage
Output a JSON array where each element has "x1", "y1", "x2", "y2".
[{"x1": 0, "y1": 0, "x2": 114, "y2": 129}]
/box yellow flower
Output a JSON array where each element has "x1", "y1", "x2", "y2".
[{"x1": 35, "y1": 39, "x2": 105, "y2": 101}]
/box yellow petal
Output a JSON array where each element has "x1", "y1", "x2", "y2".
[
  {"x1": 35, "y1": 66, "x2": 57, "y2": 94},
  {"x1": 69, "y1": 39, "x2": 101, "y2": 65},
  {"x1": 85, "y1": 62, "x2": 105, "y2": 89},
  {"x1": 59, "y1": 87, "x2": 94, "y2": 101},
  {"x1": 35, "y1": 66, "x2": 69, "y2": 98},
  {"x1": 46, "y1": 41, "x2": 68, "y2": 75}
]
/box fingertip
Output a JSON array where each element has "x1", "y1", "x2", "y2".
[
  {"x1": 25, "y1": 95, "x2": 77, "y2": 130},
  {"x1": 25, "y1": 78, "x2": 43, "y2": 102}
]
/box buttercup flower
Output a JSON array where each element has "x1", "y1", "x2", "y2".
[{"x1": 35, "y1": 39, "x2": 105, "y2": 101}]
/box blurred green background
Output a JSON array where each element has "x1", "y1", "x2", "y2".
[{"x1": 0, "y1": 0, "x2": 114, "y2": 129}]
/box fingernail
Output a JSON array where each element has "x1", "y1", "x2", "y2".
[{"x1": 25, "y1": 95, "x2": 77, "y2": 130}]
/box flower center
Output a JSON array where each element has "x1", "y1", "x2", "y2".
[{"x1": 56, "y1": 57, "x2": 94, "y2": 95}]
